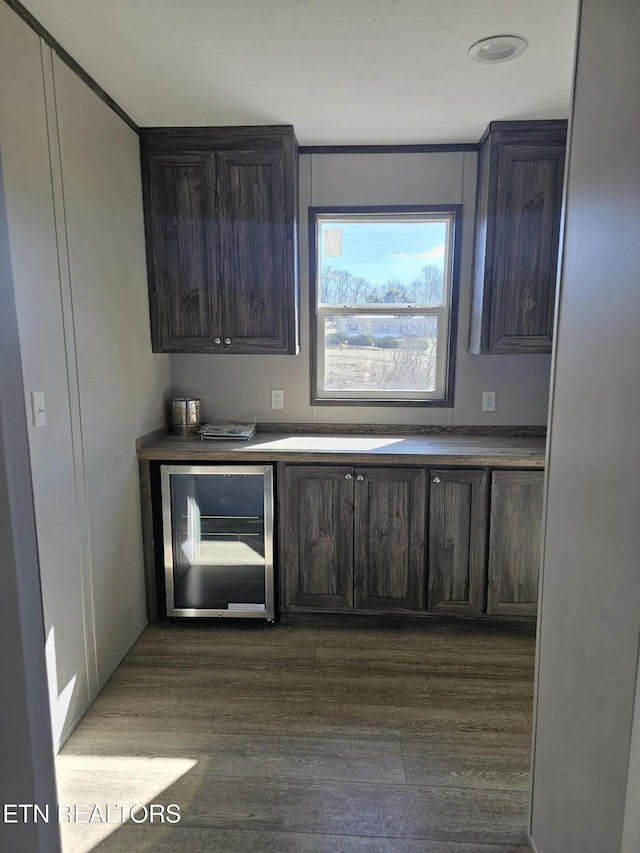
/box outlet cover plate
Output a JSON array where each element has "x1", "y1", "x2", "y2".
[{"x1": 482, "y1": 391, "x2": 496, "y2": 412}]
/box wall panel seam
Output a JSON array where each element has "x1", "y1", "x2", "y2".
[{"x1": 40, "y1": 40, "x2": 99, "y2": 709}]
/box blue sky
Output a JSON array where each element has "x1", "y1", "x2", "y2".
[{"x1": 319, "y1": 220, "x2": 447, "y2": 287}]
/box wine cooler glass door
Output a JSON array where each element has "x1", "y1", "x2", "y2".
[{"x1": 162, "y1": 465, "x2": 274, "y2": 619}]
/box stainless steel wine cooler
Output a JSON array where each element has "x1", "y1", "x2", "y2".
[{"x1": 161, "y1": 465, "x2": 275, "y2": 620}]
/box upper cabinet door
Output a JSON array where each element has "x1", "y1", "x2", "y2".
[
  {"x1": 145, "y1": 153, "x2": 222, "y2": 352},
  {"x1": 469, "y1": 121, "x2": 567, "y2": 355},
  {"x1": 141, "y1": 126, "x2": 299, "y2": 354},
  {"x1": 217, "y1": 150, "x2": 290, "y2": 352}
]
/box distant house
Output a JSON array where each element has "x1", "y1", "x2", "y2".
[{"x1": 337, "y1": 315, "x2": 437, "y2": 338}]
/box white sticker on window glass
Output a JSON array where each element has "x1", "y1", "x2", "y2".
[{"x1": 323, "y1": 228, "x2": 343, "y2": 257}]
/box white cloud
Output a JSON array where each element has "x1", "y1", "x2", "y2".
[
  {"x1": 389, "y1": 245, "x2": 445, "y2": 260},
  {"x1": 418, "y1": 244, "x2": 445, "y2": 259}
]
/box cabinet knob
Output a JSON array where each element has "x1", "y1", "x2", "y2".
[
  {"x1": 344, "y1": 473, "x2": 352, "y2": 480},
  {"x1": 432, "y1": 476, "x2": 441, "y2": 484},
  {"x1": 214, "y1": 337, "x2": 222, "y2": 345},
  {"x1": 356, "y1": 474, "x2": 364, "y2": 481},
  {"x1": 224, "y1": 337, "x2": 232, "y2": 345}
]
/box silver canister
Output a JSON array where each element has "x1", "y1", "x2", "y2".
[{"x1": 170, "y1": 398, "x2": 201, "y2": 436}]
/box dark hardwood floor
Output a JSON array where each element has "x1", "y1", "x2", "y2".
[{"x1": 55, "y1": 620, "x2": 535, "y2": 852}]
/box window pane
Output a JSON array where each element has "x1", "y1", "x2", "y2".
[
  {"x1": 323, "y1": 314, "x2": 439, "y2": 393},
  {"x1": 319, "y1": 219, "x2": 447, "y2": 306},
  {"x1": 311, "y1": 206, "x2": 459, "y2": 405}
]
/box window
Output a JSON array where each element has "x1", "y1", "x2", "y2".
[{"x1": 310, "y1": 206, "x2": 461, "y2": 405}]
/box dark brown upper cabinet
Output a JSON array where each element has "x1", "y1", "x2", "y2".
[
  {"x1": 469, "y1": 120, "x2": 567, "y2": 355},
  {"x1": 140, "y1": 126, "x2": 299, "y2": 354}
]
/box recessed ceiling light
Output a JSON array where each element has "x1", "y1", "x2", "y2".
[{"x1": 468, "y1": 35, "x2": 529, "y2": 63}]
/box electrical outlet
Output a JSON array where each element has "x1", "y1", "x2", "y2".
[
  {"x1": 271, "y1": 389, "x2": 284, "y2": 410},
  {"x1": 482, "y1": 391, "x2": 496, "y2": 412}
]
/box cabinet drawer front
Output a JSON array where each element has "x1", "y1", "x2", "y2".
[{"x1": 282, "y1": 466, "x2": 354, "y2": 609}]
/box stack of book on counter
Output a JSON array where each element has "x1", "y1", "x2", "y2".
[{"x1": 198, "y1": 417, "x2": 256, "y2": 441}]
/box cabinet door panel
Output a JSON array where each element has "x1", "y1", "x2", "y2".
[
  {"x1": 141, "y1": 127, "x2": 299, "y2": 356},
  {"x1": 469, "y1": 121, "x2": 566, "y2": 355},
  {"x1": 282, "y1": 466, "x2": 354, "y2": 610},
  {"x1": 217, "y1": 150, "x2": 289, "y2": 352},
  {"x1": 487, "y1": 470, "x2": 544, "y2": 616},
  {"x1": 353, "y1": 468, "x2": 425, "y2": 611},
  {"x1": 145, "y1": 154, "x2": 222, "y2": 351},
  {"x1": 491, "y1": 144, "x2": 564, "y2": 350},
  {"x1": 428, "y1": 469, "x2": 488, "y2": 614}
]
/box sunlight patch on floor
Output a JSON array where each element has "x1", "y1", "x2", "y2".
[{"x1": 54, "y1": 755, "x2": 197, "y2": 853}]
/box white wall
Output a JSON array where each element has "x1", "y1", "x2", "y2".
[
  {"x1": 51, "y1": 55, "x2": 171, "y2": 684},
  {"x1": 0, "y1": 145, "x2": 61, "y2": 853},
  {"x1": 171, "y1": 150, "x2": 552, "y2": 426},
  {"x1": 0, "y1": 1, "x2": 91, "y2": 748},
  {"x1": 0, "y1": 2, "x2": 171, "y2": 749},
  {"x1": 531, "y1": 0, "x2": 640, "y2": 850}
]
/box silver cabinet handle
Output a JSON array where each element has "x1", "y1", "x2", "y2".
[
  {"x1": 345, "y1": 473, "x2": 352, "y2": 480},
  {"x1": 214, "y1": 337, "x2": 222, "y2": 345},
  {"x1": 432, "y1": 476, "x2": 441, "y2": 484},
  {"x1": 224, "y1": 337, "x2": 232, "y2": 345},
  {"x1": 356, "y1": 474, "x2": 364, "y2": 481}
]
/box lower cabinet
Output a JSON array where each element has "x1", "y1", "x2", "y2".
[
  {"x1": 280, "y1": 462, "x2": 543, "y2": 619},
  {"x1": 282, "y1": 465, "x2": 354, "y2": 610},
  {"x1": 487, "y1": 470, "x2": 545, "y2": 616},
  {"x1": 427, "y1": 469, "x2": 489, "y2": 615},
  {"x1": 353, "y1": 467, "x2": 426, "y2": 611},
  {"x1": 282, "y1": 465, "x2": 426, "y2": 612}
]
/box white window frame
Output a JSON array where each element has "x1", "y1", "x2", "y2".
[{"x1": 310, "y1": 206, "x2": 460, "y2": 406}]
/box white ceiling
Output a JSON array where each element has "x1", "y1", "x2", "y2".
[{"x1": 20, "y1": 0, "x2": 579, "y2": 145}]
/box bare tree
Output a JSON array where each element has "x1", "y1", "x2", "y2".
[
  {"x1": 410, "y1": 265, "x2": 444, "y2": 305},
  {"x1": 332, "y1": 269, "x2": 355, "y2": 303},
  {"x1": 348, "y1": 276, "x2": 369, "y2": 304},
  {"x1": 320, "y1": 265, "x2": 334, "y2": 303},
  {"x1": 369, "y1": 336, "x2": 437, "y2": 391}
]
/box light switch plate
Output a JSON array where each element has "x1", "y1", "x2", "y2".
[{"x1": 31, "y1": 391, "x2": 46, "y2": 427}]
